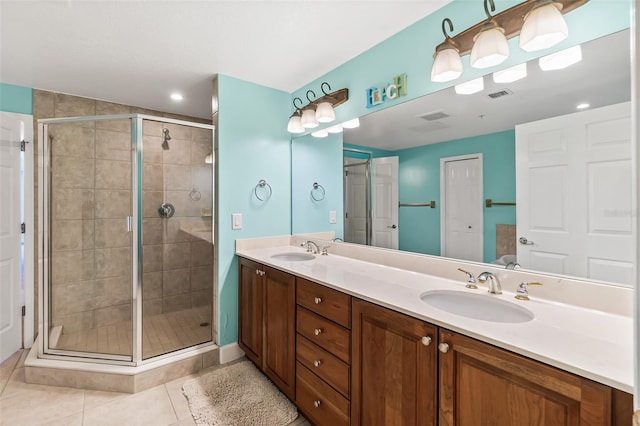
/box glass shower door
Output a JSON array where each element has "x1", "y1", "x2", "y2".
[{"x1": 45, "y1": 117, "x2": 134, "y2": 359}]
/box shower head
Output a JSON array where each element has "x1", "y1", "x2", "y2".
[{"x1": 162, "y1": 128, "x2": 171, "y2": 150}]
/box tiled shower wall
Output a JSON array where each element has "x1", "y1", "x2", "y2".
[{"x1": 33, "y1": 90, "x2": 213, "y2": 337}]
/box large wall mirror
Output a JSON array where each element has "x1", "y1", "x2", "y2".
[{"x1": 291, "y1": 28, "x2": 633, "y2": 288}]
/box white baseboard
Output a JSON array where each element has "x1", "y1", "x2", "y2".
[{"x1": 218, "y1": 342, "x2": 245, "y2": 364}]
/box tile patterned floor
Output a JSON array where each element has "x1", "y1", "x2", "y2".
[{"x1": 0, "y1": 350, "x2": 312, "y2": 426}]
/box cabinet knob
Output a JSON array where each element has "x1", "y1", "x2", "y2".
[
  {"x1": 314, "y1": 328, "x2": 322, "y2": 336},
  {"x1": 314, "y1": 297, "x2": 322, "y2": 304},
  {"x1": 313, "y1": 360, "x2": 322, "y2": 367},
  {"x1": 438, "y1": 343, "x2": 450, "y2": 353},
  {"x1": 255, "y1": 270, "x2": 259, "y2": 275},
  {"x1": 421, "y1": 336, "x2": 432, "y2": 346},
  {"x1": 313, "y1": 400, "x2": 321, "y2": 408}
]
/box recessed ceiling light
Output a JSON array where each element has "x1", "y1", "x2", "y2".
[
  {"x1": 539, "y1": 45, "x2": 582, "y2": 71},
  {"x1": 576, "y1": 102, "x2": 590, "y2": 110},
  {"x1": 170, "y1": 93, "x2": 184, "y2": 101}
]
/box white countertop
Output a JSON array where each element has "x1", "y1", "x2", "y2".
[{"x1": 236, "y1": 243, "x2": 633, "y2": 393}]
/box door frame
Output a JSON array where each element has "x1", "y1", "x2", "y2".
[
  {"x1": 439, "y1": 153, "x2": 483, "y2": 261},
  {"x1": 343, "y1": 148, "x2": 372, "y2": 245}
]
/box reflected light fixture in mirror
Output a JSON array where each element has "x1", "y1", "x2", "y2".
[
  {"x1": 519, "y1": 0, "x2": 568, "y2": 52},
  {"x1": 431, "y1": 18, "x2": 463, "y2": 83},
  {"x1": 455, "y1": 77, "x2": 484, "y2": 95},
  {"x1": 342, "y1": 118, "x2": 360, "y2": 129},
  {"x1": 311, "y1": 129, "x2": 329, "y2": 138},
  {"x1": 493, "y1": 63, "x2": 527, "y2": 83},
  {"x1": 205, "y1": 152, "x2": 213, "y2": 164},
  {"x1": 287, "y1": 97, "x2": 305, "y2": 133},
  {"x1": 288, "y1": 83, "x2": 349, "y2": 133},
  {"x1": 539, "y1": 45, "x2": 582, "y2": 70},
  {"x1": 327, "y1": 125, "x2": 343, "y2": 133},
  {"x1": 470, "y1": 0, "x2": 509, "y2": 69}
]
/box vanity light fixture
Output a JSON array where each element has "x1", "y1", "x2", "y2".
[
  {"x1": 326, "y1": 125, "x2": 343, "y2": 134},
  {"x1": 469, "y1": 0, "x2": 509, "y2": 69},
  {"x1": 341, "y1": 118, "x2": 360, "y2": 129},
  {"x1": 311, "y1": 129, "x2": 329, "y2": 138},
  {"x1": 429, "y1": 0, "x2": 588, "y2": 82},
  {"x1": 454, "y1": 77, "x2": 484, "y2": 95},
  {"x1": 287, "y1": 82, "x2": 349, "y2": 134},
  {"x1": 519, "y1": 0, "x2": 568, "y2": 52},
  {"x1": 431, "y1": 18, "x2": 463, "y2": 83},
  {"x1": 538, "y1": 44, "x2": 582, "y2": 70},
  {"x1": 493, "y1": 63, "x2": 527, "y2": 83}
]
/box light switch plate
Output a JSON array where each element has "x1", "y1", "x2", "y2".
[
  {"x1": 329, "y1": 210, "x2": 337, "y2": 224},
  {"x1": 232, "y1": 213, "x2": 242, "y2": 230}
]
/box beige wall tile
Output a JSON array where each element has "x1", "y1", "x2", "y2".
[
  {"x1": 95, "y1": 219, "x2": 131, "y2": 248},
  {"x1": 162, "y1": 139, "x2": 190, "y2": 165},
  {"x1": 52, "y1": 156, "x2": 95, "y2": 189},
  {"x1": 190, "y1": 165, "x2": 212, "y2": 192},
  {"x1": 52, "y1": 310, "x2": 94, "y2": 333},
  {"x1": 51, "y1": 250, "x2": 95, "y2": 283},
  {"x1": 52, "y1": 189, "x2": 95, "y2": 220},
  {"x1": 51, "y1": 280, "x2": 95, "y2": 316},
  {"x1": 95, "y1": 247, "x2": 131, "y2": 278},
  {"x1": 143, "y1": 299, "x2": 163, "y2": 317},
  {"x1": 163, "y1": 123, "x2": 191, "y2": 141},
  {"x1": 190, "y1": 241, "x2": 212, "y2": 267},
  {"x1": 164, "y1": 218, "x2": 192, "y2": 243},
  {"x1": 162, "y1": 294, "x2": 190, "y2": 313},
  {"x1": 76, "y1": 371, "x2": 133, "y2": 393},
  {"x1": 33, "y1": 89, "x2": 55, "y2": 120},
  {"x1": 143, "y1": 271, "x2": 163, "y2": 299},
  {"x1": 191, "y1": 127, "x2": 212, "y2": 142},
  {"x1": 163, "y1": 164, "x2": 191, "y2": 191},
  {"x1": 142, "y1": 119, "x2": 163, "y2": 137},
  {"x1": 52, "y1": 220, "x2": 94, "y2": 251},
  {"x1": 190, "y1": 265, "x2": 213, "y2": 292},
  {"x1": 96, "y1": 129, "x2": 132, "y2": 161},
  {"x1": 95, "y1": 159, "x2": 131, "y2": 190},
  {"x1": 95, "y1": 276, "x2": 132, "y2": 308},
  {"x1": 143, "y1": 163, "x2": 163, "y2": 191},
  {"x1": 191, "y1": 138, "x2": 212, "y2": 165},
  {"x1": 143, "y1": 135, "x2": 163, "y2": 163},
  {"x1": 163, "y1": 243, "x2": 190, "y2": 270},
  {"x1": 49, "y1": 124, "x2": 95, "y2": 158},
  {"x1": 143, "y1": 245, "x2": 163, "y2": 273},
  {"x1": 95, "y1": 101, "x2": 131, "y2": 133},
  {"x1": 54, "y1": 93, "x2": 96, "y2": 119},
  {"x1": 142, "y1": 218, "x2": 163, "y2": 245},
  {"x1": 163, "y1": 268, "x2": 190, "y2": 296},
  {"x1": 143, "y1": 191, "x2": 163, "y2": 218},
  {"x1": 165, "y1": 191, "x2": 201, "y2": 217},
  {"x1": 202, "y1": 349, "x2": 219, "y2": 369},
  {"x1": 95, "y1": 189, "x2": 131, "y2": 219},
  {"x1": 191, "y1": 290, "x2": 211, "y2": 307},
  {"x1": 134, "y1": 357, "x2": 201, "y2": 393},
  {"x1": 94, "y1": 303, "x2": 131, "y2": 326}
]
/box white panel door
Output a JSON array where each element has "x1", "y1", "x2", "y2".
[
  {"x1": 440, "y1": 155, "x2": 483, "y2": 262},
  {"x1": 344, "y1": 158, "x2": 368, "y2": 245},
  {"x1": 516, "y1": 102, "x2": 633, "y2": 285},
  {"x1": 371, "y1": 156, "x2": 398, "y2": 249},
  {"x1": 0, "y1": 113, "x2": 24, "y2": 362}
]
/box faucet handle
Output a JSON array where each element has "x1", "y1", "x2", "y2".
[
  {"x1": 515, "y1": 281, "x2": 543, "y2": 301},
  {"x1": 458, "y1": 268, "x2": 478, "y2": 289},
  {"x1": 321, "y1": 246, "x2": 329, "y2": 256}
]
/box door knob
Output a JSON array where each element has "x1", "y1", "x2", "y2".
[
  {"x1": 519, "y1": 237, "x2": 534, "y2": 245},
  {"x1": 387, "y1": 224, "x2": 397, "y2": 229}
]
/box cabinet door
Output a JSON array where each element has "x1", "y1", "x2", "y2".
[
  {"x1": 238, "y1": 258, "x2": 264, "y2": 366},
  {"x1": 263, "y1": 266, "x2": 296, "y2": 400},
  {"x1": 438, "y1": 329, "x2": 612, "y2": 426},
  {"x1": 352, "y1": 299, "x2": 437, "y2": 426}
]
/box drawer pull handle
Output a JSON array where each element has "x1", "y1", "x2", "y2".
[
  {"x1": 314, "y1": 297, "x2": 322, "y2": 304},
  {"x1": 438, "y1": 342, "x2": 450, "y2": 353},
  {"x1": 313, "y1": 400, "x2": 321, "y2": 408},
  {"x1": 314, "y1": 328, "x2": 322, "y2": 336},
  {"x1": 421, "y1": 336, "x2": 432, "y2": 346},
  {"x1": 313, "y1": 360, "x2": 322, "y2": 367}
]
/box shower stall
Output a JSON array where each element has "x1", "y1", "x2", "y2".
[{"x1": 38, "y1": 114, "x2": 215, "y2": 365}]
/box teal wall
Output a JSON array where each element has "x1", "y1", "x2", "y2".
[
  {"x1": 0, "y1": 83, "x2": 32, "y2": 114},
  {"x1": 291, "y1": 134, "x2": 344, "y2": 237},
  {"x1": 216, "y1": 75, "x2": 291, "y2": 346},
  {"x1": 344, "y1": 143, "x2": 394, "y2": 160},
  {"x1": 396, "y1": 130, "x2": 515, "y2": 262}
]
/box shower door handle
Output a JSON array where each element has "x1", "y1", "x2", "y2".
[{"x1": 126, "y1": 216, "x2": 133, "y2": 232}]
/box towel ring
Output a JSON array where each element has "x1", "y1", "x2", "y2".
[
  {"x1": 190, "y1": 188, "x2": 202, "y2": 201},
  {"x1": 255, "y1": 179, "x2": 272, "y2": 201},
  {"x1": 311, "y1": 182, "x2": 325, "y2": 201}
]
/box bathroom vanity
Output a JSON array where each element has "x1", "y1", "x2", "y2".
[{"x1": 236, "y1": 237, "x2": 633, "y2": 425}]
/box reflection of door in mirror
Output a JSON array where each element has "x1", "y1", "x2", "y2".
[
  {"x1": 441, "y1": 154, "x2": 483, "y2": 262},
  {"x1": 371, "y1": 157, "x2": 399, "y2": 249},
  {"x1": 344, "y1": 156, "x2": 370, "y2": 245},
  {"x1": 516, "y1": 101, "x2": 633, "y2": 286}
]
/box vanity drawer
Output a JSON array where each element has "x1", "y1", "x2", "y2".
[
  {"x1": 296, "y1": 363, "x2": 350, "y2": 426},
  {"x1": 296, "y1": 334, "x2": 350, "y2": 398},
  {"x1": 297, "y1": 278, "x2": 351, "y2": 328},
  {"x1": 297, "y1": 307, "x2": 350, "y2": 363}
]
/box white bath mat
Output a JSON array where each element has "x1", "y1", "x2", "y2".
[{"x1": 182, "y1": 360, "x2": 298, "y2": 426}]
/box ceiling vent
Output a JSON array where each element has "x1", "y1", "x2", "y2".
[
  {"x1": 417, "y1": 111, "x2": 450, "y2": 121},
  {"x1": 488, "y1": 89, "x2": 513, "y2": 99}
]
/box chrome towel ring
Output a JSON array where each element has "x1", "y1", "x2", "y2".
[
  {"x1": 255, "y1": 179, "x2": 272, "y2": 201},
  {"x1": 311, "y1": 182, "x2": 325, "y2": 201}
]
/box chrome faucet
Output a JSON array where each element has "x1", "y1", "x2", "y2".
[
  {"x1": 331, "y1": 237, "x2": 343, "y2": 242},
  {"x1": 477, "y1": 272, "x2": 502, "y2": 295},
  {"x1": 301, "y1": 240, "x2": 320, "y2": 254}
]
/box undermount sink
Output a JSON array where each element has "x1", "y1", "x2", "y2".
[
  {"x1": 270, "y1": 252, "x2": 316, "y2": 262},
  {"x1": 420, "y1": 290, "x2": 534, "y2": 323}
]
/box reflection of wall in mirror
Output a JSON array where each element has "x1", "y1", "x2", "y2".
[{"x1": 347, "y1": 130, "x2": 515, "y2": 263}]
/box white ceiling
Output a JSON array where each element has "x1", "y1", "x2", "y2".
[
  {"x1": 0, "y1": 0, "x2": 452, "y2": 119},
  {"x1": 345, "y1": 29, "x2": 631, "y2": 150}
]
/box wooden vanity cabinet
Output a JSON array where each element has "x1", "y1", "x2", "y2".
[{"x1": 238, "y1": 257, "x2": 296, "y2": 401}]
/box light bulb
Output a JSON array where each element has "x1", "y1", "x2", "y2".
[{"x1": 315, "y1": 101, "x2": 336, "y2": 123}]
